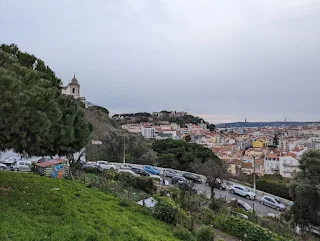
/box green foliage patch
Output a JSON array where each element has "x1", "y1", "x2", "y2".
[{"x1": 0, "y1": 172, "x2": 180, "y2": 241}]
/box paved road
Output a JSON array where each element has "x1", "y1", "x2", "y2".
[
  {"x1": 194, "y1": 182, "x2": 281, "y2": 217},
  {"x1": 163, "y1": 176, "x2": 281, "y2": 217}
]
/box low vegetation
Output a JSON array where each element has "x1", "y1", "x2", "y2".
[{"x1": 0, "y1": 172, "x2": 180, "y2": 241}]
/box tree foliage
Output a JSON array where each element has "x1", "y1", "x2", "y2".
[
  {"x1": 192, "y1": 159, "x2": 226, "y2": 197},
  {"x1": 289, "y1": 150, "x2": 320, "y2": 228},
  {"x1": 0, "y1": 44, "x2": 92, "y2": 157},
  {"x1": 152, "y1": 139, "x2": 219, "y2": 170}
]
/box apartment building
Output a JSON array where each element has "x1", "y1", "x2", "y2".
[
  {"x1": 141, "y1": 126, "x2": 156, "y2": 139},
  {"x1": 264, "y1": 153, "x2": 280, "y2": 175},
  {"x1": 279, "y1": 156, "x2": 299, "y2": 178}
]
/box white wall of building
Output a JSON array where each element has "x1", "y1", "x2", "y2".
[
  {"x1": 141, "y1": 127, "x2": 155, "y2": 139},
  {"x1": 279, "y1": 156, "x2": 300, "y2": 178}
]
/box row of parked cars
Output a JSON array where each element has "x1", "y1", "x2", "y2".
[
  {"x1": 229, "y1": 184, "x2": 286, "y2": 212},
  {"x1": 0, "y1": 157, "x2": 54, "y2": 172}
]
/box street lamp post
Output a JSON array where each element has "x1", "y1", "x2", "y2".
[
  {"x1": 123, "y1": 135, "x2": 126, "y2": 164},
  {"x1": 253, "y1": 155, "x2": 256, "y2": 194}
]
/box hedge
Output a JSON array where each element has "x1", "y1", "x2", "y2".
[
  {"x1": 213, "y1": 215, "x2": 293, "y2": 241},
  {"x1": 256, "y1": 180, "x2": 291, "y2": 200}
]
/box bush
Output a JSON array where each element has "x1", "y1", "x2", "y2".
[
  {"x1": 196, "y1": 225, "x2": 215, "y2": 241},
  {"x1": 209, "y1": 198, "x2": 227, "y2": 213},
  {"x1": 173, "y1": 226, "x2": 196, "y2": 241},
  {"x1": 213, "y1": 215, "x2": 292, "y2": 241},
  {"x1": 117, "y1": 172, "x2": 136, "y2": 188},
  {"x1": 153, "y1": 196, "x2": 179, "y2": 225},
  {"x1": 101, "y1": 169, "x2": 117, "y2": 181},
  {"x1": 200, "y1": 207, "x2": 216, "y2": 225},
  {"x1": 135, "y1": 176, "x2": 156, "y2": 194},
  {"x1": 256, "y1": 180, "x2": 291, "y2": 200}
]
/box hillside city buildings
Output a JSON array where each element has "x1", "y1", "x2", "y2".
[{"x1": 121, "y1": 118, "x2": 320, "y2": 179}]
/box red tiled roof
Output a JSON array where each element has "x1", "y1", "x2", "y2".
[
  {"x1": 255, "y1": 159, "x2": 264, "y2": 165},
  {"x1": 36, "y1": 158, "x2": 67, "y2": 167}
]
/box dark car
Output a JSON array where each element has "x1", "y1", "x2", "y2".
[
  {"x1": 36, "y1": 157, "x2": 51, "y2": 163},
  {"x1": 213, "y1": 180, "x2": 226, "y2": 190},
  {"x1": 131, "y1": 167, "x2": 151, "y2": 177},
  {"x1": 81, "y1": 164, "x2": 102, "y2": 173},
  {"x1": 171, "y1": 175, "x2": 188, "y2": 185},
  {"x1": 182, "y1": 172, "x2": 202, "y2": 183}
]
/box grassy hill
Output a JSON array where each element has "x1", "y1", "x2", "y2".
[{"x1": 0, "y1": 172, "x2": 180, "y2": 241}]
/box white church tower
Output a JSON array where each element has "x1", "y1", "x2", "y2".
[
  {"x1": 61, "y1": 74, "x2": 86, "y2": 106},
  {"x1": 61, "y1": 74, "x2": 81, "y2": 99}
]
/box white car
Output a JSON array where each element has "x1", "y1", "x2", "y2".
[
  {"x1": 229, "y1": 184, "x2": 256, "y2": 200},
  {"x1": 1, "y1": 156, "x2": 21, "y2": 165},
  {"x1": 118, "y1": 169, "x2": 138, "y2": 177},
  {"x1": 0, "y1": 163, "x2": 7, "y2": 171},
  {"x1": 10, "y1": 161, "x2": 31, "y2": 172},
  {"x1": 120, "y1": 164, "x2": 133, "y2": 169},
  {"x1": 96, "y1": 161, "x2": 116, "y2": 170}
]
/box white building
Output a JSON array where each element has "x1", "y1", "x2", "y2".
[
  {"x1": 264, "y1": 154, "x2": 280, "y2": 175},
  {"x1": 279, "y1": 156, "x2": 300, "y2": 178},
  {"x1": 141, "y1": 126, "x2": 156, "y2": 139},
  {"x1": 61, "y1": 74, "x2": 86, "y2": 104}
]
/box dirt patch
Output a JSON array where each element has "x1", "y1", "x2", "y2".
[
  {"x1": 0, "y1": 187, "x2": 11, "y2": 191},
  {"x1": 214, "y1": 228, "x2": 239, "y2": 241}
]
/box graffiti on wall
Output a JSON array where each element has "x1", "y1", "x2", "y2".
[{"x1": 50, "y1": 164, "x2": 65, "y2": 179}]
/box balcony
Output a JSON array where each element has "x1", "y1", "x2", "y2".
[
  {"x1": 283, "y1": 163, "x2": 299, "y2": 167},
  {"x1": 283, "y1": 168, "x2": 297, "y2": 173},
  {"x1": 271, "y1": 167, "x2": 279, "y2": 171}
]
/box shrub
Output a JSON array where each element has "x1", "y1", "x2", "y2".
[
  {"x1": 213, "y1": 215, "x2": 292, "y2": 241},
  {"x1": 101, "y1": 169, "x2": 117, "y2": 181},
  {"x1": 196, "y1": 225, "x2": 215, "y2": 241},
  {"x1": 200, "y1": 207, "x2": 216, "y2": 225},
  {"x1": 256, "y1": 180, "x2": 291, "y2": 200},
  {"x1": 209, "y1": 197, "x2": 227, "y2": 213},
  {"x1": 135, "y1": 177, "x2": 156, "y2": 194},
  {"x1": 117, "y1": 172, "x2": 136, "y2": 188},
  {"x1": 153, "y1": 196, "x2": 179, "y2": 225},
  {"x1": 173, "y1": 226, "x2": 196, "y2": 241}
]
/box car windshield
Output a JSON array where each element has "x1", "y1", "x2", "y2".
[
  {"x1": 243, "y1": 188, "x2": 249, "y2": 192},
  {"x1": 275, "y1": 198, "x2": 281, "y2": 204}
]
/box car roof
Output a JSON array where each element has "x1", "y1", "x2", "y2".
[
  {"x1": 262, "y1": 195, "x2": 274, "y2": 199},
  {"x1": 233, "y1": 184, "x2": 245, "y2": 188}
]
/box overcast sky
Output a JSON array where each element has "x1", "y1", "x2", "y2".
[{"x1": 1, "y1": 0, "x2": 320, "y2": 123}]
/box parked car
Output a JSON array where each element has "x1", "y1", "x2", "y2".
[
  {"x1": 171, "y1": 175, "x2": 188, "y2": 185},
  {"x1": 260, "y1": 195, "x2": 286, "y2": 211},
  {"x1": 230, "y1": 198, "x2": 253, "y2": 212},
  {"x1": 118, "y1": 169, "x2": 138, "y2": 177},
  {"x1": 0, "y1": 163, "x2": 7, "y2": 171},
  {"x1": 10, "y1": 161, "x2": 31, "y2": 172},
  {"x1": 163, "y1": 169, "x2": 178, "y2": 178},
  {"x1": 143, "y1": 165, "x2": 160, "y2": 175},
  {"x1": 213, "y1": 179, "x2": 226, "y2": 190},
  {"x1": 229, "y1": 184, "x2": 256, "y2": 200},
  {"x1": 81, "y1": 164, "x2": 102, "y2": 173},
  {"x1": 120, "y1": 164, "x2": 133, "y2": 169},
  {"x1": 36, "y1": 157, "x2": 51, "y2": 163},
  {"x1": 96, "y1": 161, "x2": 116, "y2": 170},
  {"x1": 182, "y1": 172, "x2": 202, "y2": 183},
  {"x1": 131, "y1": 167, "x2": 151, "y2": 177},
  {"x1": 1, "y1": 157, "x2": 21, "y2": 165}
]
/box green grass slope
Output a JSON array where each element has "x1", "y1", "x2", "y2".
[{"x1": 0, "y1": 172, "x2": 179, "y2": 241}]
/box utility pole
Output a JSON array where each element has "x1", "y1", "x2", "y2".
[
  {"x1": 123, "y1": 135, "x2": 126, "y2": 164},
  {"x1": 253, "y1": 155, "x2": 256, "y2": 194}
]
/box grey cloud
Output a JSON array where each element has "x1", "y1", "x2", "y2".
[{"x1": 0, "y1": 0, "x2": 319, "y2": 122}]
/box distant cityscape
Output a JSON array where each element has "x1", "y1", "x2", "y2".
[{"x1": 119, "y1": 112, "x2": 320, "y2": 180}]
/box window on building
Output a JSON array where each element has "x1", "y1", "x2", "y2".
[{"x1": 72, "y1": 88, "x2": 75, "y2": 94}]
